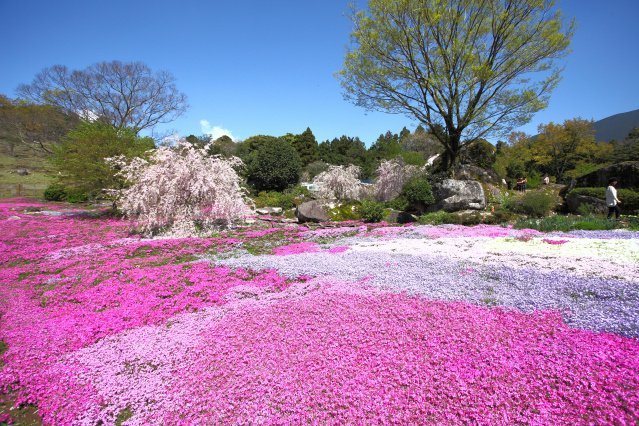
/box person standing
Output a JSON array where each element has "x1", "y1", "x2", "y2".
[
  {"x1": 543, "y1": 175, "x2": 550, "y2": 185},
  {"x1": 606, "y1": 178, "x2": 621, "y2": 219}
]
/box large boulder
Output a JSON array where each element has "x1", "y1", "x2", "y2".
[
  {"x1": 565, "y1": 192, "x2": 608, "y2": 215},
  {"x1": 575, "y1": 161, "x2": 639, "y2": 189},
  {"x1": 295, "y1": 200, "x2": 330, "y2": 223},
  {"x1": 454, "y1": 164, "x2": 503, "y2": 186},
  {"x1": 430, "y1": 179, "x2": 486, "y2": 212}
]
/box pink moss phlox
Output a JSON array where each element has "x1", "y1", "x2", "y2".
[
  {"x1": 273, "y1": 242, "x2": 320, "y2": 255},
  {"x1": 542, "y1": 238, "x2": 569, "y2": 245}
]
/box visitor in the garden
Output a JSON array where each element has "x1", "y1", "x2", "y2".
[
  {"x1": 606, "y1": 178, "x2": 621, "y2": 219},
  {"x1": 516, "y1": 177, "x2": 527, "y2": 192},
  {"x1": 543, "y1": 175, "x2": 550, "y2": 185}
]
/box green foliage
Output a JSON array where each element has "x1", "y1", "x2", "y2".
[
  {"x1": 339, "y1": 0, "x2": 573, "y2": 170},
  {"x1": 51, "y1": 121, "x2": 154, "y2": 198},
  {"x1": 401, "y1": 176, "x2": 435, "y2": 213},
  {"x1": 570, "y1": 187, "x2": 639, "y2": 212},
  {"x1": 514, "y1": 215, "x2": 621, "y2": 232},
  {"x1": 291, "y1": 127, "x2": 320, "y2": 166},
  {"x1": 246, "y1": 138, "x2": 302, "y2": 191},
  {"x1": 44, "y1": 183, "x2": 67, "y2": 201},
  {"x1": 302, "y1": 161, "x2": 329, "y2": 181},
  {"x1": 505, "y1": 191, "x2": 555, "y2": 218},
  {"x1": 318, "y1": 135, "x2": 373, "y2": 177},
  {"x1": 462, "y1": 139, "x2": 496, "y2": 169},
  {"x1": 252, "y1": 186, "x2": 310, "y2": 210},
  {"x1": 385, "y1": 196, "x2": 409, "y2": 211},
  {"x1": 358, "y1": 200, "x2": 385, "y2": 223},
  {"x1": 417, "y1": 210, "x2": 484, "y2": 226},
  {"x1": 483, "y1": 209, "x2": 517, "y2": 225},
  {"x1": 327, "y1": 202, "x2": 362, "y2": 221}
]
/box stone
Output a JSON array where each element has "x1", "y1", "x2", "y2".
[
  {"x1": 565, "y1": 192, "x2": 608, "y2": 215},
  {"x1": 385, "y1": 209, "x2": 417, "y2": 224},
  {"x1": 7, "y1": 216, "x2": 21, "y2": 220},
  {"x1": 575, "y1": 161, "x2": 639, "y2": 189},
  {"x1": 454, "y1": 165, "x2": 503, "y2": 185},
  {"x1": 295, "y1": 200, "x2": 330, "y2": 223},
  {"x1": 430, "y1": 179, "x2": 486, "y2": 212},
  {"x1": 255, "y1": 207, "x2": 283, "y2": 215},
  {"x1": 15, "y1": 168, "x2": 29, "y2": 176}
]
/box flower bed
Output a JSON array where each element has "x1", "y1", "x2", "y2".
[{"x1": 0, "y1": 199, "x2": 637, "y2": 424}]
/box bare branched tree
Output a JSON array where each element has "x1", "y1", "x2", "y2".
[{"x1": 17, "y1": 61, "x2": 188, "y2": 133}]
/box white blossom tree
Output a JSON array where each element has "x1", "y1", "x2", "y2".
[
  {"x1": 312, "y1": 164, "x2": 362, "y2": 201},
  {"x1": 373, "y1": 159, "x2": 423, "y2": 202},
  {"x1": 108, "y1": 141, "x2": 252, "y2": 236}
]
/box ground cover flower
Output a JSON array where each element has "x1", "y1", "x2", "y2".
[{"x1": 1, "y1": 199, "x2": 637, "y2": 424}]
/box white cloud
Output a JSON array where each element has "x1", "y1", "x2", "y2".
[{"x1": 200, "y1": 120, "x2": 237, "y2": 141}]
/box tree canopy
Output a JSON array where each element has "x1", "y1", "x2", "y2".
[
  {"x1": 17, "y1": 61, "x2": 188, "y2": 133},
  {"x1": 339, "y1": 0, "x2": 574, "y2": 170}
]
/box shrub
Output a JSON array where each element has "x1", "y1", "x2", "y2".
[
  {"x1": 313, "y1": 164, "x2": 362, "y2": 201},
  {"x1": 64, "y1": 188, "x2": 89, "y2": 203},
  {"x1": 401, "y1": 176, "x2": 435, "y2": 213},
  {"x1": 253, "y1": 186, "x2": 310, "y2": 210},
  {"x1": 246, "y1": 138, "x2": 302, "y2": 191},
  {"x1": 506, "y1": 191, "x2": 555, "y2": 217},
  {"x1": 483, "y1": 209, "x2": 517, "y2": 224},
  {"x1": 327, "y1": 202, "x2": 362, "y2": 221},
  {"x1": 358, "y1": 200, "x2": 385, "y2": 223},
  {"x1": 418, "y1": 211, "x2": 459, "y2": 225},
  {"x1": 108, "y1": 141, "x2": 251, "y2": 236},
  {"x1": 385, "y1": 196, "x2": 409, "y2": 211},
  {"x1": 44, "y1": 183, "x2": 67, "y2": 201},
  {"x1": 514, "y1": 215, "x2": 621, "y2": 232}
]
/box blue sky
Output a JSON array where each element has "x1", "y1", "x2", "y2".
[{"x1": 1, "y1": 0, "x2": 638, "y2": 146}]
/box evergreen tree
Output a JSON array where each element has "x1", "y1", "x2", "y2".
[{"x1": 292, "y1": 127, "x2": 319, "y2": 166}]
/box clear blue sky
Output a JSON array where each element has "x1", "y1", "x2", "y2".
[{"x1": 1, "y1": 0, "x2": 638, "y2": 145}]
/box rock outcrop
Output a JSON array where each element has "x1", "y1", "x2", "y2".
[
  {"x1": 295, "y1": 200, "x2": 330, "y2": 223},
  {"x1": 430, "y1": 179, "x2": 486, "y2": 212}
]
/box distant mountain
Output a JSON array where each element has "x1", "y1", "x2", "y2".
[{"x1": 593, "y1": 109, "x2": 639, "y2": 142}]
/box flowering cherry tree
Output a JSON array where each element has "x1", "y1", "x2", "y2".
[
  {"x1": 374, "y1": 159, "x2": 423, "y2": 202},
  {"x1": 108, "y1": 141, "x2": 252, "y2": 236},
  {"x1": 312, "y1": 164, "x2": 362, "y2": 200}
]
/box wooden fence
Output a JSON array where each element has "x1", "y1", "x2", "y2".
[{"x1": 0, "y1": 183, "x2": 48, "y2": 198}]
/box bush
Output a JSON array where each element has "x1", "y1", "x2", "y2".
[
  {"x1": 569, "y1": 187, "x2": 639, "y2": 213},
  {"x1": 247, "y1": 138, "x2": 302, "y2": 191},
  {"x1": 385, "y1": 196, "x2": 409, "y2": 211},
  {"x1": 514, "y1": 215, "x2": 621, "y2": 232},
  {"x1": 358, "y1": 200, "x2": 385, "y2": 223},
  {"x1": 417, "y1": 211, "x2": 462, "y2": 225},
  {"x1": 483, "y1": 209, "x2": 517, "y2": 224},
  {"x1": 44, "y1": 183, "x2": 67, "y2": 201},
  {"x1": 253, "y1": 186, "x2": 310, "y2": 210},
  {"x1": 64, "y1": 188, "x2": 89, "y2": 203},
  {"x1": 401, "y1": 176, "x2": 435, "y2": 213},
  {"x1": 327, "y1": 202, "x2": 362, "y2": 221},
  {"x1": 505, "y1": 191, "x2": 555, "y2": 217}
]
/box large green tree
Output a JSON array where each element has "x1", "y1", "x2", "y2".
[
  {"x1": 246, "y1": 138, "x2": 302, "y2": 191},
  {"x1": 52, "y1": 121, "x2": 155, "y2": 196},
  {"x1": 339, "y1": 0, "x2": 573, "y2": 170},
  {"x1": 291, "y1": 127, "x2": 320, "y2": 166}
]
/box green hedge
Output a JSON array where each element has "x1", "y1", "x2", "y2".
[{"x1": 570, "y1": 187, "x2": 639, "y2": 212}]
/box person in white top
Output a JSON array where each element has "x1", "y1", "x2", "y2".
[{"x1": 606, "y1": 178, "x2": 621, "y2": 219}]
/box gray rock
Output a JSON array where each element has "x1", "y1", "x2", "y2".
[
  {"x1": 296, "y1": 200, "x2": 330, "y2": 223},
  {"x1": 430, "y1": 179, "x2": 486, "y2": 212},
  {"x1": 7, "y1": 215, "x2": 21, "y2": 220},
  {"x1": 385, "y1": 209, "x2": 417, "y2": 224},
  {"x1": 15, "y1": 168, "x2": 29, "y2": 176},
  {"x1": 255, "y1": 207, "x2": 283, "y2": 215},
  {"x1": 41, "y1": 210, "x2": 63, "y2": 216},
  {"x1": 565, "y1": 192, "x2": 608, "y2": 215},
  {"x1": 454, "y1": 164, "x2": 502, "y2": 185}
]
